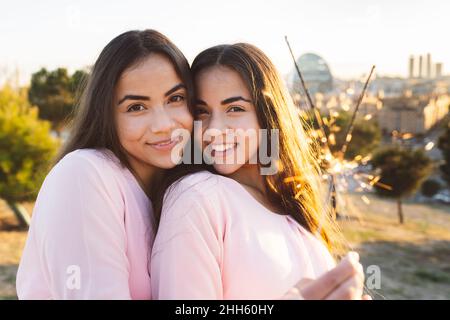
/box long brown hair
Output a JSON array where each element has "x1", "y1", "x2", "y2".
[
  {"x1": 56, "y1": 29, "x2": 194, "y2": 171},
  {"x1": 154, "y1": 43, "x2": 341, "y2": 251}
]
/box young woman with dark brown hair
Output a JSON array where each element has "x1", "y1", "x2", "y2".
[
  {"x1": 17, "y1": 29, "x2": 194, "y2": 299},
  {"x1": 151, "y1": 43, "x2": 369, "y2": 300}
]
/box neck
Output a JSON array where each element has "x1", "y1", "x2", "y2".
[
  {"x1": 126, "y1": 156, "x2": 160, "y2": 198},
  {"x1": 228, "y1": 164, "x2": 266, "y2": 195}
]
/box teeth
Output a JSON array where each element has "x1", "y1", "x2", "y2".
[
  {"x1": 211, "y1": 144, "x2": 236, "y2": 152},
  {"x1": 152, "y1": 139, "x2": 172, "y2": 146},
  {"x1": 157, "y1": 140, "x2": 172, "y2": 146}
]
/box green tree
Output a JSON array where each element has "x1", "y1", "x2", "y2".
[
  {"x1": 437, "y1": 122, "x2": 450, "y2": 188},
  {"x1": 306, "y1": 110, "x2": 382, "y2": 160},
  {"x1": 421, "y1": 179, "x2": 441, "y2": 198},
  {"x1": 28, "y1": 68, "x2": 88, "y2": 135},
  {"x1": 371, "y1": 147, "x2": 433, "y2": 224},
  {"x1": 0, "y1": 85, "x2": 59, "y2": 227},
  {"x1": 70, "y1": 69, "x2": 89, "y2": 95},
  {"x1": 331, "y1": 111, "x2": 381, "y2": 160}
]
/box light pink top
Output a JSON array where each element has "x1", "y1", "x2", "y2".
[
  {"x1": 16, "y1": 149, "x2": 154, "y2": 299},
  {"x1": 151, "y1": 171, "x2": 336, "y2": 299}
]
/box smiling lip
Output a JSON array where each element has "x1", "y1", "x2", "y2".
[
  {"x1": 147, "y1": 136, "x2": 181, "y2": 151},
  {"x1": 210, "y1": 143, "x2": 238, "y2": 158}
]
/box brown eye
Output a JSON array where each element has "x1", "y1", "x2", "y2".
[
  {"x1": 194, "y1": 106, "x2": 209, "y2": 116},
  {"x1": 127, "y1": 104, "x2": 145, "y2": 112},
  {"x1": 169, "y1": 94, "x2": 185, "y2": 103},
  {"x1": 228, "y1": 106, "x2": 245, "y2": 112}
]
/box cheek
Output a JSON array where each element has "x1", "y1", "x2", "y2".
[
  {"x1": 116, "y1": 115, "x2": 148, "y2": 143},
  {"x1": 173, "y1": 106, "x2": 194, "y2": 131},
  {"x1": 242, "y1": 115, "x2": 261, "y2": 160},
  {"x1": 235, "y1": 113, "x2": 261, "y2": 140}
]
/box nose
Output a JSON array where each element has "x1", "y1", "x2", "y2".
[
  {"x1": 205, "y1": 113, "x2": 232, "y2": 144},
  {"x1": 150, "y1": 106, "x2": 176, "y2": 134},
  {"x1": 207, "y1": 113, "x2": 228, "y2": 133}
]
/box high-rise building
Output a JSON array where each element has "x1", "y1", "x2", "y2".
[
  {"x1": 408, "y1": 54, "x2": 443, "y2": 79},
  {"x1": 418, "y1": 55, "x2": 423, "y2": 78},
  {"x1": 435, "y1": 63, "x2": 443, "y2": 78},
  {"x1": 409, "y1": 56, "x2": 415, "y2": 78},
  {"x1": 426, "y1": 53, "x2": 432, "y2": 78}
]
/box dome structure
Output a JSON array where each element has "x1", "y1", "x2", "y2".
[{"x1": 291, "y1": 53, "x2": 333, "y2": 95}]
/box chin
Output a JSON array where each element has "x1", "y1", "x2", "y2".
[
  {"x1": 213, "y1": 163, "x2": 241, "y2": 176},
  {"x1": 159, "y1": 162, "x2": 179, "y2": 169},
  {"x1": 152, "y1": 156, "x2": 181, "y2": 169}
]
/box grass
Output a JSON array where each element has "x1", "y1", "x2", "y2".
[
  {"x1": 337, "y1": 192, "x2": 450, "y2": 300},
  {"x1": 0, "y1": 200, "x2": 29, "y2": 300}
]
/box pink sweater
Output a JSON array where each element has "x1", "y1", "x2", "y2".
[
  {"x1": 16, "y1": 149, "x2": 154, "y2": 299},
  {"x1": 151, "y1": 171, "x2": 336, "y2": 299}
]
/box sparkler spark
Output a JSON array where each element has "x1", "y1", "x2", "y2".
[
  {"x1": 425, "y1": 142, "x2": 434, "y2": 151},
  {"x1": 361, "y1": 195, "x2": 371, "y2": 205},
  {"x1": 402, "y1": 133, "x2": 414, "y2": 140}
]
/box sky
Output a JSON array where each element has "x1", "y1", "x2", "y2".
[{"x1": 1, "y1": 0, "x2": 449, "y2": 85}]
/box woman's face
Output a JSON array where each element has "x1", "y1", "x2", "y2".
[
  {"x1": 115, "y1": 53, "x2": 193, "y2": 174},
  {"x1": 194, "y1": 66, "x2": 261, "y2": 175}
]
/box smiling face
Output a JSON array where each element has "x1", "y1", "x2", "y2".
[
  {"x1": 115, "y1": 53, "x2": 193, "y2": 180},
  {"x1": 194, "y1": 66, "x2": 261, "y2": 175}
]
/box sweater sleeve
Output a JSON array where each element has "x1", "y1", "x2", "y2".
[
  {"x1": 16, "y1": 152, "x2": 131, "y2": 299},
  {"x1": 151, "y1": 187, "x2": 224, "y2": 300}
]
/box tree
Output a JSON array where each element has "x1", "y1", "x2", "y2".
[
  {"x1": 305, "y1": 110, "x2": 381, "y2": 160},
  {"x1": 70, "y1": 69, "x2": 89, "y2": 95},
  {"x1": 437, "y1": 121, "x2": 450, "y2": 188},
  {"x1": 0, "y1": 85, "x2": 59, "y2": 227},
  {"x1": 28, "y1": 68, "x2": 88, "y2": 135},
  {"x1": 371, "y1": 147, "x2": 433, "y2": 224},
  {"x1": 330, "y1": 111, "x2": 382, "y2": 160},
  {"x1": 421, "y1": 179, "x2": 441, "y2": 198}
]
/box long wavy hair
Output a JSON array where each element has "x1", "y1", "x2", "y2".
[{"x1": 153, "y1": 43, "x2": 341, "y2": 252}]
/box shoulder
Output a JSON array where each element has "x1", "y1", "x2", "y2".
[
  {"x1": 164, "y1": 170, "x2": 239, "y2": 205},
  {"x1": 161, "y1": 170, "x2": 234, "y2": 222},
  {"x1": 167, "y1": 171, "x2": 237, "y2": 197},
  {"x1": 39, "y1": 149, "x2": 127, "y2": 202},
  {"x1": 50, "y1": 149, "x2": 124, "y2": 182},
  {"x1": 31, "y1": 149, "x2": 127, "y2": 234},
  {"x1": 157, "y1": 171, "x2": 230, "y2": 246},
  {"x1": 57, "y1": 148, "x2": 121, "y2": 172}
]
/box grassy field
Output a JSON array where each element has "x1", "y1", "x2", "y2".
[
  {"x1": 338, "y1": 193, "x2": 450, "y2": 299},
  {"x1": 0, "y1": 200, "x2": 31, "y2": 300},
  {"x1": 0, "y1": 194, "x2": 449, "y2": 300}
]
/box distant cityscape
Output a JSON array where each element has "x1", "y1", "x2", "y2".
[{"x1": 289, "y1": 53, "x2": 449, "y2": 141}]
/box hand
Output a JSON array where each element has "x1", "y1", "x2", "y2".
[{"x1": 283, "y1": 251, "x2": 371, "y2": 300}]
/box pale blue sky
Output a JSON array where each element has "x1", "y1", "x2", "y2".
[{"x1": 1, "y1": 0, "x2": 449, "y2": 84}]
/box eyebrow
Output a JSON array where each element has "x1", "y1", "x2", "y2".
[
  {"x1": 117, "y1": 83, "x2": 186, "y2": 106},
  {"x1": 165, "y1": 83, "x2": 186, "y2": 97},
  {"x1": 195, "y1": 96, "x2": 252, "y2": 106},
  {"x1": 118, "y1": 95, "x2": 149, "y2": 105}
]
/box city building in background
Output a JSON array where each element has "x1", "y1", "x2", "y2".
[
  {"x1": 409, "y1": 53, "x2": 444, "y2": 79},
  {"x1": 290, "y1": 53, "x2": 333, "y2": 99},
  {"x1": 290, "y1": 52, "x2": 450, "y2": 138},
  {"x1": 379, "y1": 93, "x2": 450, "y2": 135}
]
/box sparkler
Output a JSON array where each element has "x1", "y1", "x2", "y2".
[
  {"x1": 339, "y1": 65, "x2": 376, "y2": 158},
  {"x1": 285, "y1": 36, "x2": 378, "y2": 219},
  {"x1": 284, "y1": 37, "x2": 387, "y2": 299}
]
